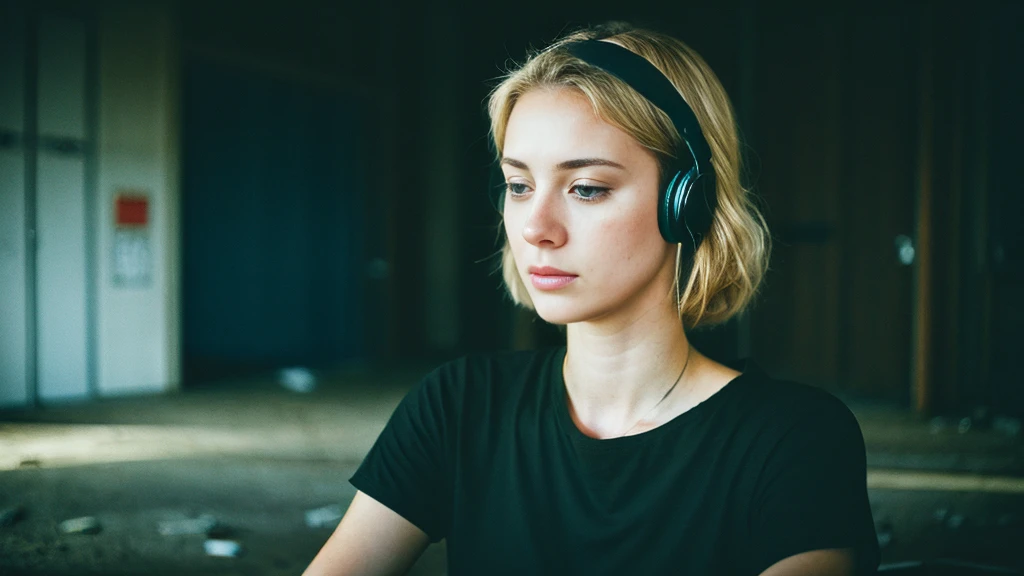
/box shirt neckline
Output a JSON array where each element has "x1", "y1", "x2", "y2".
[{"x1": 549, "y1": 346, "x2": 759, "y2": 450}]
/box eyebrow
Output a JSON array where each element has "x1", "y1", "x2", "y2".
[{"x1": 500, "y1": 157, "x2": 627, "y2": 172}]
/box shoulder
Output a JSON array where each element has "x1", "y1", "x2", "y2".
[
  {"x1": 391, "y1": 347, "x2": 560, "y2": 444},
  {"x1": 427, "y1": 347, "x2": 559, "y2": 382},
  {"x1": 725, "y1": 361, "x2": 867, "y2": 454},
  {"x1": 736, "y1": 362, "x2": 861, "y2": 424},
  {"x1": 410, "y1": 347, "x2": 562, "y2": 407},
  {"x1": 734, "y1": 364, "x2": 879, "y2": 574}
]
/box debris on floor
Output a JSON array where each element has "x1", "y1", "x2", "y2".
[
  {"x1": 933, "y1": 507, "x2": 970, "y2": 530},
  {"x1": 204, "y1": 538, "x2": 243, "y2": 558},
  {"x1": 875, "y1": 520, "x2": 894, "y2": 549},
  {"x1": 59, "y1": 516, "x2": 101, "y2": 535},
  {"x1": 279, "y1": 367, "x2": 317, "y2": 393},
  {"x1": 304, "y1": 504, "x2": 343, "y2": 529},
  {"x1": 957, "y1": 417, "x2": 972, "y2": 435},
  {"x1": 992, "y1": 416, "x2": 1022, "y2": 438},
  {"x1": 996, "y1": 512, "x2": 1017, "y2": 527},
  {"x1": 157, "y1": 514, "x2": 219, "y2": 536},
  {"x1": 0, "y1": 505, "x2": 25, "y2": 527},
  {"x1": 929, "y1": 417, "x2": 949, "y2": 434}
]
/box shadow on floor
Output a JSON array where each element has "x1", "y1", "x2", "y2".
[{"x1": 0, "y1": 367, "x2": 1021, "y2": 574}]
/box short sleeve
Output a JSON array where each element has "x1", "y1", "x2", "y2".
[
  {"x1": 748, "y1": 394, "x2": 880, "y2": 575},
  {"x1": 349, "y1": 366, "x2": 454, "y2": 542}
]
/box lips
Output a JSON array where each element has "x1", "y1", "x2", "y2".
[
  {"x1": 528, "y1": 266, "x2": 574, "y2": 276},
  {"x1": 528, "y1": 266, "x2": 578, "y2": 291}
]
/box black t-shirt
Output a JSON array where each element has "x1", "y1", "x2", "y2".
[{"x1": 350, "y1": 347, "x2": 880, "y2": 575}]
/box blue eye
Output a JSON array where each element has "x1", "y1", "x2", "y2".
[
  {"x1": 506, "y1": 183, "x2": 529, "y2": 196},
  {"x1": 504, "y1": 182, "x2": 609, "y2": 202},
  {"x1": 572, "y1": 185, "x2": 609, "y2": 202}
]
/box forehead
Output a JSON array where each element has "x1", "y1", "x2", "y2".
[{"x1": 502, "y1": 87, "x2": 646, "y2": 164}]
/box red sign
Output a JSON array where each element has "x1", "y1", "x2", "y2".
[{"x1": 116, "y1": 195, "x2": 148, "y2": 227}]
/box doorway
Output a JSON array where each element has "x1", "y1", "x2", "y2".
[{"x1": 181, "y1": 57, "x2": 371, "y2": 383}]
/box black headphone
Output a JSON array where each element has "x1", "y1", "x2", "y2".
[{"x1": 491, "y1": 40, "x2": 718, "y2": 251}]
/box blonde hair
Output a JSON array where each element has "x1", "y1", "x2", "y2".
[{"x1": 488, "y1": 23, "x2": 771, "y2": 329}]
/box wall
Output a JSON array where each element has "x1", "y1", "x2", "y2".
[
  {"x1": 181, "y1": 56, "x2": 370, "y2": 380},
  {"x1": 0, "y1": 0, "x2": 29, "y2": 406},
  {"x1": 94, "y1": 0, "x2": 180, "y2": 395}
]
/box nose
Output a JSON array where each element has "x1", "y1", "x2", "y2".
[{"x1": 521, "y1": 188, "x2": 568, "y2": 248}]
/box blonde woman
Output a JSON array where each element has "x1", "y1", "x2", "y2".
[{"x1": 306, "y1": 22, "x2": 879, "y2": 576}]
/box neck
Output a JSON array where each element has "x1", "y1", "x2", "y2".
[{"x1": 563, "y1": 295, "x2": 698, "y2": 438}]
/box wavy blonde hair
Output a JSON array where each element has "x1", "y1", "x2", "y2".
[{"x1": 488, "y1": 23, "x2": 770, "y2": 329}]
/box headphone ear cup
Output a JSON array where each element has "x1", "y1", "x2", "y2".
[
  {"x1": 659, "y1": 170, "x2": 686, "y2": 244},
  {"x1": 680, "y1": 170, "x2": 717, "y2": 249}
]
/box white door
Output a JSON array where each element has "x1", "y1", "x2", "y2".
[
  {"x1": 0, "y1": 4, "x2": 29, "y2": 407},
  {"x1": 34, "y1": 13, "x2": 90, "y2": 402}
]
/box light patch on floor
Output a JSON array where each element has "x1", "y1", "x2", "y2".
[
  {"x1": 0, "y1": 422, "x2": 377, "y2": 470},
  {"x1": 868, "y1": 469, "x2": 1024, "y2": 494},
  {"x1": 6, "y1": 424, "x2": 1024, "y2": 497}
]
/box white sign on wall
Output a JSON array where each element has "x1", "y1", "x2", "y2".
[{"x1": 113, "y1": 192, "x2": 152, "y2": 288}]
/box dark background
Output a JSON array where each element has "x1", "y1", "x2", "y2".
[
  {"x1": 2, "y1": 2, "x2": 1023, "y2": 574},
  {"x1": 175, "y1": 0, "x2": 1023, "y2": 418}
]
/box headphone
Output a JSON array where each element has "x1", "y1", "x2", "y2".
[{"x1": 491, "y1": 40, "x2": 718, "y2": 251}]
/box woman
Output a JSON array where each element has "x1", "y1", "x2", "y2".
[{"x1": 305, "y1": 22, "x2": 879, "y2": 576}]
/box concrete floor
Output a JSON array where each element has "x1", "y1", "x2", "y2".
[{"x1": 1, "y1": 366, "x2": 1022, "y2": 575}]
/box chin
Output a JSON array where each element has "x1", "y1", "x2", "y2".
[
  {"x1": 532, "y1": 309, "x2": 574, "y2": 326},
  {"x1": 530, "y1": 298, "x2": 604, "y2": 326}
]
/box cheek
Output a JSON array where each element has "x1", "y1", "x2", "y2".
[{"x1": 596, "y1": 206, "x2": 661, "y2": 263}]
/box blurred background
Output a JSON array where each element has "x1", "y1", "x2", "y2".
[{"x1": 0, "y1": 0, "x2": 1022, "y2": 574}]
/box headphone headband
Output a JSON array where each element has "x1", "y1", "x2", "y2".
[
  {"x1": 564, "y1": 39, "x2": 718, "y2": 249},
  {"x1": 564, "y1": 40, "x2": 712, "y2": 173}
]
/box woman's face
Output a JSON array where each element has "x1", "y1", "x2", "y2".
[{"x1": 502, "y1": 87, "x2": 677, "y2": 326}]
